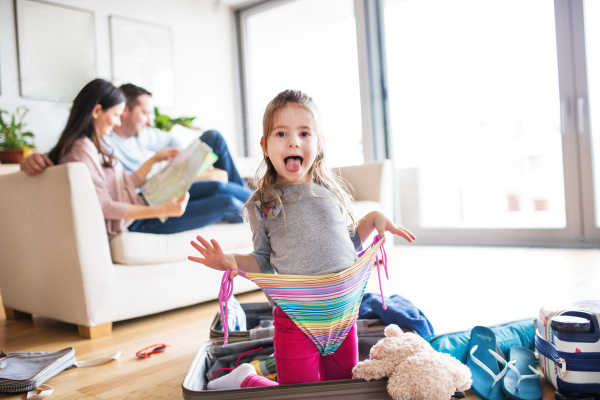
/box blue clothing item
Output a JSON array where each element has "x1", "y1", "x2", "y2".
[
  {"x1": 427, "y1": 318, "x2": 534, "y2": 364},
  {"x1": 226, "y1": 295, "x2": 247, "y2": 331},
  {"x1": 103, "y1": 128, "x2": 183, "y2": 175},
  {"x1": 199, "y1": 130, "x2": 246, "y2": 187},
  {"x1": 358, "y1": 293, "x2": 434, "y2": 338},
  {"x1": 129, "y1": 180, "x2": 252, "y2": 234}
]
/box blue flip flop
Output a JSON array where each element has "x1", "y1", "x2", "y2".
[
  {"x1": 502, "y1": 346, "x2": 542, "y2": 400},
  {"x1": 467, "y1": 326, "x2": 513, "y2": 400}
]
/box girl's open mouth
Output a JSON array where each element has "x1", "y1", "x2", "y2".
[{"x1": 284, "y1": 156, "x2": 303, "y2": 173}]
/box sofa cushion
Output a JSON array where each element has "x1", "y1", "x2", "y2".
[{"x1": 110, "y1": 222, "x2": 253, "y2": 265}]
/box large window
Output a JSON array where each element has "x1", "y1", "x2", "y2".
[
  {"x1": 239, "y1": 0, "x2": 363, "y2": 167},
  {"x1": 236, "y1": 0, "x2": 600, "y2": 247},
  {"x1": 385, "y1": 0, "x2": 565, "y2": 230}
]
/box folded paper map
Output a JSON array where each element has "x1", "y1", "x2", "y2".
[{"x1": 141, "y1": 139, "x2": 218, "y2": 222}]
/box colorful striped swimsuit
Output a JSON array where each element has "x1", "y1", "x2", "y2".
[{"x1": 219, "y1": 235, "x2": 388, "y2": 356}]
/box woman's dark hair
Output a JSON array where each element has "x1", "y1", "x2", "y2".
[{"x1": 48, "y1": 79, "x2": 125, "y2": 167}]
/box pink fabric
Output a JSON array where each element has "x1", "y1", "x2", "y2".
[
  {"x1": 274, "y1": 306, "x2": 358, "y2": 383},
  {"x1": 358, "y1": 235, "x2": 388, "y2": 309},
  {"x1": 219, "y1": 270, "x2": 248, "y2": 345},
  {"x1": 60, "y1": 137, "x2": 145, "y2": 239},
  {"x1": 241, "y1": 374, "x2": 278, "y2": 388},
  {"x1": 241, "y1": 307, "x2": 358, "y2": 388}
]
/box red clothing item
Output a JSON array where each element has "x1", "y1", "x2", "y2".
[{"x1": 60, "y1": 137, "x2": 145, "y2": 239}]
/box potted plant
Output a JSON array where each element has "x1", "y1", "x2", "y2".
[
  {"x1": 0, "y1": 106, "x2": 35, "y2": 164},
  {"x1": 154, "y1": 107, "x2": 200, "y2": 132}
]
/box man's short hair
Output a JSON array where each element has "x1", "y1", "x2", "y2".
[{"x1": 119, "y1": 84, "x2": 152, "y2": 109}]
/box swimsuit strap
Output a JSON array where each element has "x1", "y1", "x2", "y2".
[
  {"x1": 218, "y1": 269, "x2": 248, "y2": 345},
  {"x1": 359, "y1": 235, "x2": 388, "y2": 308},
  {"x1": 373, "y1": 235, "x2": 389, "y2": 309},
  {"x1": 217, "y1": 236, "x2": 387, "y2": 346}
]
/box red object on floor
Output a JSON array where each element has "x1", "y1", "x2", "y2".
[{"x1": 136, "y1": 343, "x2": 169, "y2": 359}]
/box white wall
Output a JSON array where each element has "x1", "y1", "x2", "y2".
[{"x1": 0, "y1": 0, "x2": 242, "y2": 154}]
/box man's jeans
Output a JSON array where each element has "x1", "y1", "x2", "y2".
[
  {"x1": 200, "y1": 130, "x2": 246, "y2": 187},
  {"x1": 129, "y1": 130, "x2": 253, "y2": 234}
]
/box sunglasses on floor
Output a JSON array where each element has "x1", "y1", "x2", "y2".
[{"x1": 136, "y1": 343, "x2": 169, "y2": 359}]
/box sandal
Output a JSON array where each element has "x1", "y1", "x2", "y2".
[
  {"x1": 502, "y1": 346, "x2": 542, "y2": 400},
  {"x1": 467, "y1": 326, "x2": 514, "y2": 400}
]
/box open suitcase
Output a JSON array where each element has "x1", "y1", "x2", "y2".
[
  {"x1": 535, "y1": 301, "x2": 600, "y2": 400},
  {"x1": 181, "y1": 336, "x2": 393, "y2": 399},
  {"x1": 184, "y1": 301, "x2": 397, "y2": 399}
]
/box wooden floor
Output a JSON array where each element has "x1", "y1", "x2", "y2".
[{"x1": 1, "y1": 244, "x2": 599, "y2": 399}]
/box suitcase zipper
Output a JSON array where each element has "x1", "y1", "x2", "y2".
[
  {"x1": 536, "y1": 330, "x2": 600, "y2": 374},
  {"x1": 556, "y1": 357, "x2": 566, "y2": 379}
]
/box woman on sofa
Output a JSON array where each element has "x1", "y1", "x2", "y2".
[{"x1": 47, "y1": 78, "x2": 251, "y2": 240}]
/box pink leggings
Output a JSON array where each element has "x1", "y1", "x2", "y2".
[{"x1": 241, "y1": 306, "x2": 358, "y2": 388}]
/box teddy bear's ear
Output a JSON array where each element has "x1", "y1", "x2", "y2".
[{"x1": 384, "y1": 324, "x2": 403, "y2": 338}]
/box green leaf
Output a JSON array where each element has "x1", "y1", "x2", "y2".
[
  {"x1": 153, "y1": 107, "x2": 200, "y2": 132},
  {"x1": 0, "y1": 106, "x2": 35, "y2": 149}
]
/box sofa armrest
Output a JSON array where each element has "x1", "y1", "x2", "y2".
[
  {"x1": 0, "y1": 163, "x2": 114, "y2": 326},
  {"x1": 336, "y1": 160, "x2": 394, "y2": 221}
]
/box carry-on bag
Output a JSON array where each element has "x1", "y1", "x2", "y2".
[
  {"x1": 535, "y1": 300, "x2": 600, "y2": 399},
  {"x1": 209, "y1": 302, "x2": 388, "y2": 342}
]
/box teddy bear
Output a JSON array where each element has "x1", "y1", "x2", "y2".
[{"x1": 352, "y1": 324, "x2": 472, "y2": 400}]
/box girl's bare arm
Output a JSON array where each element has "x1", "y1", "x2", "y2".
[
  {"x1": 356, "y1": 211, "x2": 416, "y2": 243},
  {"x1": 189, "y1": 236, "x2": 262, "y2": 278}
]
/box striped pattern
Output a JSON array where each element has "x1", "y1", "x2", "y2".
[
  {"x1": 250, "y1": 355, "x2": 277, "y2": 381},
  {"x1": 245, "y1": 237, "x2": 385, "y2": 355}
]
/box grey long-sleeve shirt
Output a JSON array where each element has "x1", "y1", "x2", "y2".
[{"x1": 249, "y1": 182, "x2": 362, "y2": 276}]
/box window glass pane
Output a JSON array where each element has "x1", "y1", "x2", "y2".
[
  {"x1": 583, "y1": 0, "x2": 600, "y2": 227},
  {"x1": 384, "y1": 0, "x2": 566, "y2": 229},
  {"x1": 244, "y1": 0, "x2": 363, "y2": 167}
]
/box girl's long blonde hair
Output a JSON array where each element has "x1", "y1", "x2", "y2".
[{"x1": 245, "y1": 89, "x2": 358, "y2": 230}]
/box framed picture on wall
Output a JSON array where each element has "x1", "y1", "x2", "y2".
[
  {"x1": 109, "y1": 16, "x2": 175, "y2": 108},
  {"x1": 14, "y1": 0, "x2": 96, "y2": 102}
]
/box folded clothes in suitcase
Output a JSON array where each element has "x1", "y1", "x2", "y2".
[
  {"x1": 535, "y1": 300, "x2": 600, "y2": 399},
  {"x1": 182, "y1": 336, "x2": 393, "y2": 400},
  {"x1": 209, "y1": 302, "x2": 388, "y2": 342}
]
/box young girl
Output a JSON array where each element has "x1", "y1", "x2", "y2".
[{"x1": 189, "y1": 90, "x2": 416, "y2": 389}]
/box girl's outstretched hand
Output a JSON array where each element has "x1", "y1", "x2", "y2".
[
  {"x1": 188, "y1": 235, "x2": 240, "y2": 278},
  {"x1": 373, "y1": 212, "x2": 416, "y2": 243},
  {"x1": 356, "y1": 211, "x2": 416, "y2": 243}
]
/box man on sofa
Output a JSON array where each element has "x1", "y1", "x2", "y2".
[{"x1": 20, "y1": 83, "x2": 247, "y2": 189}]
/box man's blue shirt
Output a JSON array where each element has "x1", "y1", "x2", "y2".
[{"x1": 103, "y1": 128, "x2": 183, "y2": 174}]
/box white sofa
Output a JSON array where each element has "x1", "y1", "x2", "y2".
[{"x1": 0, "y1": 159, "x2": 393, "y2": 338}]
